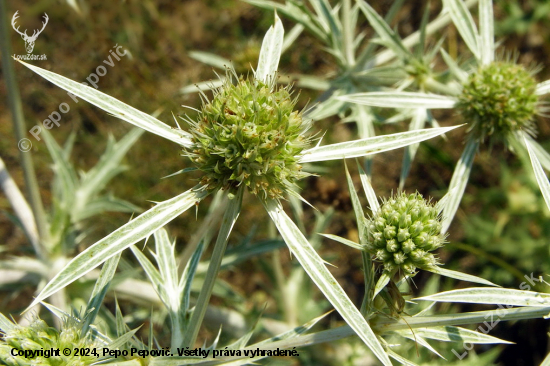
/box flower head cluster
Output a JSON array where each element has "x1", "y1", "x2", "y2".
[
  {"x1": 0, "y1": 318, "x2": 101, "y2": 366},
  {"x1": 457, "y1": 61, "x2": 539, "y2": 143},
  {"x1": 365, "y1": 192, "x2": 445, "y2": 275},
  {"x1": 186, "y1": 76, "x2": 312, "y2": 199}
]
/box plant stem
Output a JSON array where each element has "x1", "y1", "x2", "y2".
[
  {"x1": 0, "y1": 0, "x2": 50, "y2": 252},
  {"x1": 182, "y1": 188, "x2": 243, "y2": 348}
]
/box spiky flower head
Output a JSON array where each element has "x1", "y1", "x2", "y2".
[
  {"x1": 365, "y1": 192, "x2": 445, "y2": 276},
  {"x1": 0, "y1": 317, "x2": 101, "y2": 366},
  {"x1": 186, "y1": 75, "x2": 312, "y2": 200},
  {"x1": 457, "y1": 61, "x2": 539, "y2": 143}
]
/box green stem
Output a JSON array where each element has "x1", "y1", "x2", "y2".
[
  {"x1": 182, "y1": 188, "x2": 243, "y2": 348},
  {"x1": 0, "y1": 0, "x2": 49, "y2": 255}
]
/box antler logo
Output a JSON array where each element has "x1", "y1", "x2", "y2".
[{"x1": 11, "y1": 11, "x2": 48, "y2": 54}]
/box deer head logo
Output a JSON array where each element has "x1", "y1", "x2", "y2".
[{"x1": 11, "y1": 11, "x2": 48, "y2": 54}]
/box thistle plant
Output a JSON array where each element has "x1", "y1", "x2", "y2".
[
  {"x1": 365, "y1": 192, "x2": 445, "y2": 276},
  {"x1": 339, "y1": 0, "x2": 550, "y2": 231},
  {"x1": 14, "y1": 15, "x2": 457, "y2": 366},
  {"x1": 185, "y1": 75, "x2": 311, "y2": 199},
  {"x1": 319, "y1": 160, "x2": 550, "y2": 363}
]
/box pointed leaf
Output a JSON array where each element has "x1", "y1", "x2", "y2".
[
  {"x1": 429, "y1": 267, "x2": 499, "y2": 287},
  {"x1": 188, "y1": 51, "x2": 231, "y2": 70},
  {"x1": 0, "y1": 312, "x2": 15, "y2": 332},
  {"x1": 27, "y1": 186, "x2": 208, "y2": 310},
  {"x1": 536, "y1": 80, "x2": 550, "y2": 96},
  {"x1": 416, "y1": 288, "x2": 550, "y2": 307},
  {"x1": 443, "y1": 0, "x2": 480, "y2": 60},
  {"x1": 524, "y1": 134, "x2": 550, "y2": 212},
  {"x1": 339, "y1": 92, "x2": 457, "y2": 109},
  {"x1": 357, "y1": 1, "x2": 410, "y2": 60},
  {"x1": 264, "y1": 199, "x2": 392, "y2": 366},
  {"x1": 441, "y1": 139, "x2": 478, "y2": 233},
  {"x1": 17, "y1": 61, "x2": 192, "y2": 147},
  {"x1": 79, "y1": 128, "x2": 144, "y2": 201},
  {"x1": 256, "y1": 14, "x2": 284, "y2": 84},
  {"x1": 478, "y1": 0, "x2": 494, "y2": 65},
  {"x1": 395, "y1": 325, "x2": 512, "y2": 344},
  {"x1": 299, "y1": 126, "x2": 459, "y2": 163},
  {"x1": 320, "y1": 233, "x2": 363, "y2": 251},
  {"x1": 183, "y1": 188, "x2": 243, "y2": 348},
  {"x1": 356, "y1": 159, "x2": 379, "y2": 214},
  {"x1": 345, "y1": 162, "x2": 366, "y2": 239},
  {"x1": 82, "y1": 252, "x2": 121, "y2": 335}
]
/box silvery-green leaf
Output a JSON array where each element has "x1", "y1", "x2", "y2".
[
  {"x1": 524, "y1": 134, "x2": 550, "y2": 212},
  {"x1": 256, "y1": 13, "x2": 284, "y2": 84},
  {"x1": 441, "y1": 139, "x2": 478, "y2": 234},
  {"x1": 395, "y1": 325, "x2": 512, "y2": 344},
  {"x1": 374, "y1": 306, "x2": 550, "y2": 332},
  {"x1": 27, "y1": 186, "x2": 208, "y2": 310},
  {"x1": 17, "y1": 60, "x2": 192, "y2": 147},
  {"x1": 524, "y1": 136, "x2": 550, "y2": 171},
  {"x1": 345, "y1": 161, "x2": 366, "y2": 239},
  {"x1": 339, "y1": 92, "x2": 457, "y2": 109},
  {"x1": 0, "y1": 157, "x2": 39, "y2": 253},
  {"x1": 443, "y1": 0, "x2": 480, "y2": 60},
  {"x1": 81, "y1": 252, "x2": 121, "y2": 335},
  {"x1": 478, "y1": 0, "x2": 494, "y2": 65},
  {"x1": 73, "y1": 196, "x2": 140, "y2": 222},
  {"x1": 42, "y1": 128, "x2": 77, "y2": 207},
  {"x1": 131, "y1": 245, "x2": 164, "y2": 302},
  {"x1": 357, "y1": 159, "x2": 379, "y2": 214},
  {"x1": 299, "y1": 126, "x2": 459, "y2": 163},
  {"x1": 320, "y1": 233, "x2": 363, "y2": 250},
  {"x1": 188, "y1": 51, "x2": 231, "y2": 70},
  {"x1": 387, "y1": 348, "x2": 419, "y2": 366},
  {"x1": 396, "y1": 333, "x2": 444, "y2": 359},
  {"x1": 357, "y1": 1, "x2": 410, "y2": 60},
  {"x1": 264, "y1": 199, "x2": 392, "y2": 366},
  {"x1": 429, "y1": 267, "x2": 499, "y2": 287},
  {"x1": 180, "y1": 78, "x2": 226, "y2": 94},
  {"x1": 0, "y1": 312, "x2": 14, "y2": 332},
  {"x1": 282, "y1": 24, "x2": 304, "y2": 53},
  {"x1": 373, "y1": 270, "x2": 393, "y2": 298},
  {"x1": 311, "y1": 0, "x2": 341, "y2": 51},
  {"x1": 183, "y1": 188, "x2": 243, "y2": 348},
  {"x1": 154, "y1": 228, "x2": 181, "y2": 311},
  {"x1": 537, "y1": 80, "x2": 550, "y2": 96},
  {"x1": 244, "y1": 0, "x2": 325, "y2": 42},
  {"x1": 416, "y1": 288, "x2": 550, "y2": 307},
  {"x1": 181, "y1": 240, "x2": 204, "y2": 315},
  {"x1": 78, "y1": 128, "x2": 143, "y2": 203}
]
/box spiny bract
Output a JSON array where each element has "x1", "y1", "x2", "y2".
[
  {"x1": 186, "y1": 76, "x2": 312, "y2": 199},
  {"x1": 365, "y1": 192, "x2": 445, "y2": 276},
  {"x1": 457, "y1": 61, "x2": 538, "y2": 143}
]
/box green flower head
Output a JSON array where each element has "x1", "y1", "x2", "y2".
[
  {"x1": 365, "y1": 192, "x2": 445, "y2": 276},
  {"x1": 457, "y1": 61, "x2": 539, "y2": 143},
  {"x1": 186, "y1": 74, "x2": 312, "y2": 199},
  {"x1": 0, "y1": 317, "x2": 101, "y2": 366}
]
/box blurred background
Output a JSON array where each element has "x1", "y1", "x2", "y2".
[{"x1": 1, "y1": 0, "x2": 550, "y2": 365}]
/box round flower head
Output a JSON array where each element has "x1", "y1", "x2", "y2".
[
  {"x1": 365, "y1": 192, "x2": 445, "y2": 276},
  {"x1": 0, "y1": 317, "x2": 100, "y2": 366},
  {"x1": 457, "y1": 61, "x2": 539, "y2": 144},
  {"x1": 186, "y1": 74, "x2": 312, "y2": 199}
]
